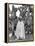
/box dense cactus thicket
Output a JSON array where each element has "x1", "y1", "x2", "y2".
[{"x1": 8, "y1": 4, "x2": 33, "y2": 41}]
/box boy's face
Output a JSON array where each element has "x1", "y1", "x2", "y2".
[{"x1": 19, "y1": 16, "x2": 22, "y2": 21}]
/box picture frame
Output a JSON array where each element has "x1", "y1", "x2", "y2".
[{"x1": 5, "y1": 3, "x2": 34, "y2": 43}]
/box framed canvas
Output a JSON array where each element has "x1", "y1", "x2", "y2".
[{"x1": 5, "y1": 3, "x2": 34, "y2": 43}]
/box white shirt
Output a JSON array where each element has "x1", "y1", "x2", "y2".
[{"x1": 15, "y1": 20, "x2": 25, "y2": 39}]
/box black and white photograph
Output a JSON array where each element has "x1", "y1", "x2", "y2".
[{"x1": 5, "y1": 3, "x2": 34, "y2": 42}]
